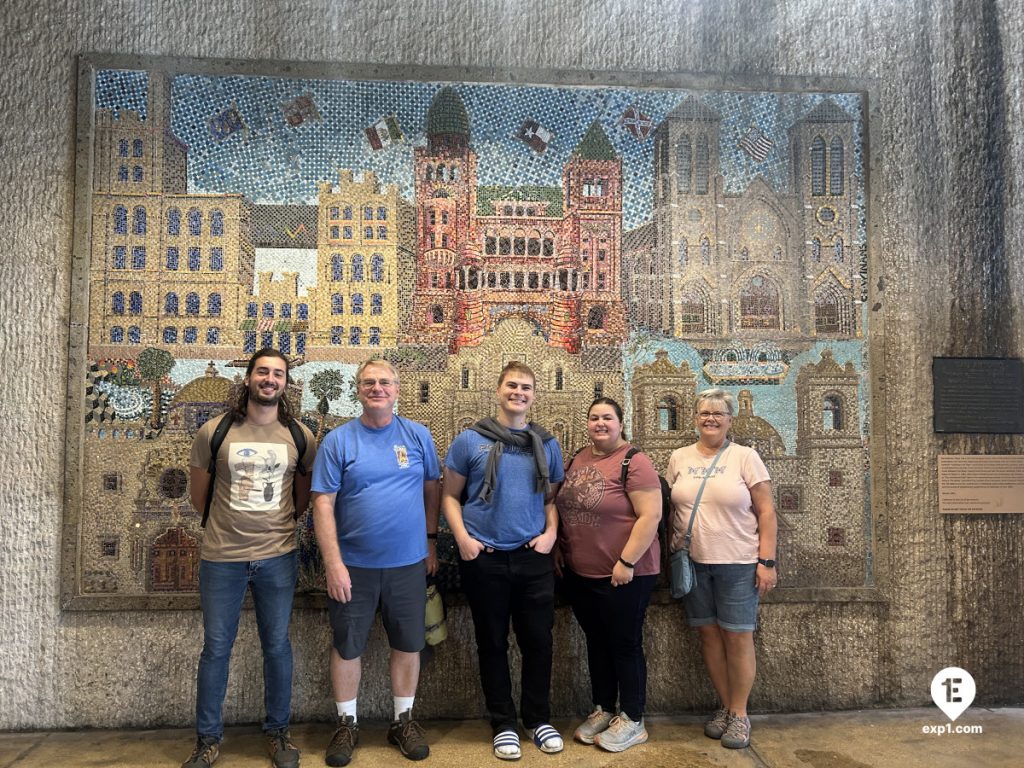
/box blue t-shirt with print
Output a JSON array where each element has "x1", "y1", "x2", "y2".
[
  {"x1": 445, "y1": 427, "x2": 564, "y2": 550},
  {"x1": 312, "y1": 415, "x2": 441, "y2": 568}
]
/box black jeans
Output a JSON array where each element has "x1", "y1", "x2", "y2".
[
  {"x1": 563, "y1": 567, "x2": 656, "y2": 722},
  {"x1": 459, "y1": 546, "x2": 555, "y2": 733}
]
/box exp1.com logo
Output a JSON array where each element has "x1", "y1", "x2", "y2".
[{"x1": 923, "y1": 667, "x2": 983, "y2": 735}]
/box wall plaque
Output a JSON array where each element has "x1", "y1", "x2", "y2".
[
  {"x1": 938, "y1": 455, "x2": 1024, "y2": 513},
  {"x1": 933, "y1": 357, "x2": 1024, "y2": 434}
]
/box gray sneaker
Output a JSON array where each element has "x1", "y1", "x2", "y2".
[
  {"x1": 704, "y1": 707, "x2": 730, "y2": 739},
  {"x1": 721, "y1": 715, "x2": 751, "y2": 749},
  {"x1": 326, "y1": 716, "x2": 359, "y2": 767},
  {"x1": 594, "y1": 713, "x2": 648, "y2": 753},
  {"x1": 182, "y1": 736, "x2": 220, "y2": 768},
  {"x1": 266, "y1": 728, "x2": 300, "y2": 768},
  {"x1": 574, "y1": 706, "x2": 614, "y2": 744}
]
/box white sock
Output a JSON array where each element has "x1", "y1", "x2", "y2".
[
  {"x1": 394, "y1": 695, "x2": 415, "y2": 721},
  {"x1": 336, "y1": 698, "x2": 357, "y2": 722}
]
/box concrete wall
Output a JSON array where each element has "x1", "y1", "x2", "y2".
[{"x1": 1, "y1": 0, "x2": 1022, "y2": 729}]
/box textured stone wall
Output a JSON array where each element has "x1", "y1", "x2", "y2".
[{"x1": 1, "y1": 0, "x2": 1022, "y2": 730}]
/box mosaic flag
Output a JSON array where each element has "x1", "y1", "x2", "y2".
[
  {"x1": 738, "y1": 124, "x2": 774, "y2": 162},
  {"x1": 516, "y1": 119, "x2": 552, "y2": 154},
  {"x1": 364, "y1": 115, "x2": 403, "y2": 150},
  {"x1": 207, "y1": 103, "x2": 247, "y2": 140},
  {"x1": 281, "y1": 94, "x2": 321, "y2": 127},
  {"x1": 621, "y1": 105, "x2": 654, "y2": 140}
]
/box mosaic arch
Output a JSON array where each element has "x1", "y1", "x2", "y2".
[{"x1": 63, "y1": 55, "x2": 878, "y2": 608}]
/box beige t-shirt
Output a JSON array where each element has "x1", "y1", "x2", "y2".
[
  {"x1": 665, "y1": 442, "x2": 770, "y2": 564},
  {"x1": 190, "y1": 415, "x2": 317, "y2": 562}
]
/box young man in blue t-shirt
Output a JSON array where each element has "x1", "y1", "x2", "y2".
[
  {"x1": 442, "y1": 360, "x2": 565, "y2": 761},
  {"x1": 312, "y1": 359, "x2": 441, "y2": 766}
]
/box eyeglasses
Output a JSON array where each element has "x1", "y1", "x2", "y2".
[
  {"x1": 697, "y1": 411, "x2": 730, "y2": 420},
  {"x1": 358, "y1": 378, "x2": 395, "y2": 389}
]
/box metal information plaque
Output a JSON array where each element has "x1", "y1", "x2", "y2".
[
  {"x1": 938, "y1": 455, "x2": 1024, "y2": 513},
  {"x1": 933, "y1": 357, "x2": 1024, "y2": 433}
]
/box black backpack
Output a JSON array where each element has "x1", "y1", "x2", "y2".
[{"x1": 201, "y1": 413, "x2": 308, "y2": 528}]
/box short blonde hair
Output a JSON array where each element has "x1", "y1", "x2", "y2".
[{"x1": 695, "y1": 387, "x2": 735, "y2": 416}]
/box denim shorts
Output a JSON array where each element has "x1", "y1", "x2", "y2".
[
  {"x1": 682, "y1": 561, "x2": 759, "y2": 633},
  {"x1": 328, "y1": 560, "x2": 426, "y2": 659}
]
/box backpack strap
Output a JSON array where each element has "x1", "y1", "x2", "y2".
[
  {"x1": 201, "y1": 413, "x2": 234, "y2": 528},
  {"x1": 619, "y1": 447, "x2": 641, "y2": 486},
  {"x1": 286, "y1": 419, "x2": 308, "y2": 519}
]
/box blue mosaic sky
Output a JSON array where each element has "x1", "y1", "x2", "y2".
[{"x1": 96, "y1": 70, "x2": 865, "y2": 230}]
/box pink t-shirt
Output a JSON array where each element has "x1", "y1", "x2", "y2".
[
  {"x1": 665, "y1": 442, "x2": 770, "y2": 564},
  {"x1": 556, "y1": 443, "x2": 662, "y2": 577}
]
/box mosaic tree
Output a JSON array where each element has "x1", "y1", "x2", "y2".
[
  {"x1": 308, "y1": 368, "x2": 345, "y2": 442},
  {"x1": 136, "y1": 347, "x2": 175, "y2": 429}
]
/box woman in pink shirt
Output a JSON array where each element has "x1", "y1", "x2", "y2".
[
  {"x1": 555, "y1": 398, "x2": 662, "y2": 753},
  {"x1": 665, "y1": 388, "x2": 778, "y2": 750}
]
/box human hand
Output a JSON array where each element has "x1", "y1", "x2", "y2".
[
  {"x1": 528, "y1": 527, "x2": 557, "y2": 555},
  {"x1": 611, "y1": 560, "x2": 634, "y2": 587},
  {"x1": 755, "y1": 563, "x2": 777, "y2": 597},
  {"x1": 456, "y1": 534, "x2": 486, "y2": 561},
  {"x1": 326, "y1": 561, "x2": 353, "y2": 603}
]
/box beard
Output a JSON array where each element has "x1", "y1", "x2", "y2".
[{"x1": 250, "y1": 384, "x2": 284, "y2": 406}]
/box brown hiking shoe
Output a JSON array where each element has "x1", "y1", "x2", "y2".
[
  {"x1": 387, "y1": 710, "x2": 430, "y2": 761},
  {"x1": 266, "y1": 728, "x2": 300, "y2": 768},
  {"x1": 181, "y1": 736, "x2": 220, "y2": 768},
  {"x1": 326, "y1": 716, "x2": 359, "y2": 767}
]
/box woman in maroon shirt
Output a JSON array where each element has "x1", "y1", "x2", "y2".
[{"x1": 555, "y1": 398, "x2": 662, "y2": 753}]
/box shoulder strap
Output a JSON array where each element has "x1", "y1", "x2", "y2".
[
  {"x1": 619, "y1": 447, "x2": 641, "y2": 486},
  {"x1": 201, "y1": 413, "x2": 234, "y2": 528},
  {"x1": 287, "y1": 419, "x2": 307, "y2": 476},
  {"x1": 287, "y1": 419, "x2": 308, "y2": 520},
  {"x1": 679, "y1": 440, "x2": 730, "y2": 551}
]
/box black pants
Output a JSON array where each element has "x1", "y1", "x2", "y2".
[
  {"x1": 563, "y1": 567, "x2": 656, "y2": 722},
  {"x1": 459, "y1": 546, "x2": 555, "y2": 733}
]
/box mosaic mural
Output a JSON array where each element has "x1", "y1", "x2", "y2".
[{"x1": 66, "y1": 59, "x2": 872, "y2": 606}]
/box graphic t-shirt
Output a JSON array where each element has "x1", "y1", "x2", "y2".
[
  {"x1": 190, "y1": 416, "x2": 317, "y2": 562},
  {"x1": 665, "y1": 442, "x2": 770, "y2": 564},
  {"x1": 445, "y1": 427, "x2": 565, "y2": 550},
  {"x1": 311, "y1": 415, "x2": 441, "y2": 568},
  {"x1": 556, "y1": 444, "x2": 662, "y2": 577}
]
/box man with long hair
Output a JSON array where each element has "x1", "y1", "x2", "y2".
[{"x1": 184, "y1": 349, "x2": 316, "y2": 768}]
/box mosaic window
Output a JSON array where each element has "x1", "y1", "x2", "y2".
[
  {"x1": 210, "y1": 209, "x2": 224, "y2": 236},
  {"x1": 166, "y1": 247, "x2": 179, "y2": 270},
  {"x1": 113, "y1": 206, "x2": 127, "y2": 234},
  {"x1": 371, "y1": 254, "x2": 384, "y2": 281},
  {"x1": 167, "y1": 208, "x2": 180, "y2": 235},
  {"x1": 188, "y1": 247, "x2": 200, "y2": 271},
  {"x1": 209, "y1": 248, "x2": 223, "y2": 271},
  {"x1": 811, "y1": 136, "x2": 826, "y2": 195},
  {"x1": 369, "y1": 327, "x2": 380, "y2": 345},
  {"x1": 830, "y1": 137, "x2": 844, "y2": 195},
  {"x1": 187, "y1": 208, "x2": 201, "y2": 236},
  {"x1": 164, "y1": 293, "x2": 178, "y2": 315}
]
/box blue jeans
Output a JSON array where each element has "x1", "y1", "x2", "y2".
[{"x1": 196, "y1": 550, "x2": 298, "y2": 739}]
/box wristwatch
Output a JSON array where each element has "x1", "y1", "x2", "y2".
[{"x1": 757, "y1": 558, "x2": 776, "y2": 568}]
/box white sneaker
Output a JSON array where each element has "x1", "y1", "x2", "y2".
[
  {"x1": 594, "y1": 713, "x2": 648, "y2": 753},
  {"x1": 574, "y1": 706, "x2": 614, "y2": 744}
]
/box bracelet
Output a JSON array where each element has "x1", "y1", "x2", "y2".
[
  {"x1": 618, "y1": 556, "x2": 635, "y2": 569},
  {"x1": 427, "y1": 533, "x2": 438, "y2": 540}
]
